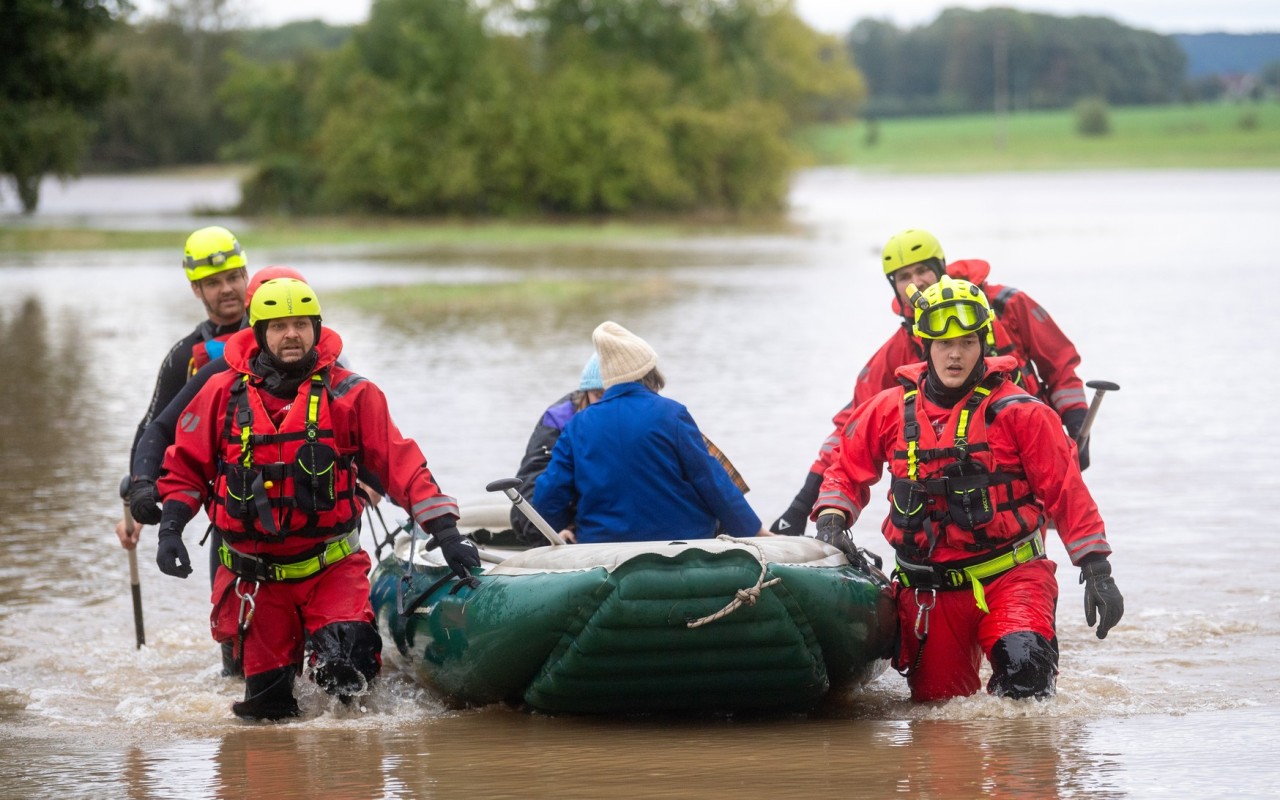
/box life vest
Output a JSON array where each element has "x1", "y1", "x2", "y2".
[
  {"x1": 885, "y1": 371, "x2": 1044, "y2": 560},
  {"x1": 210, "y1": 370, "x2": 362, "y2": 543},
  {"x1": 188, "y1": 321, "x2": 241, "y2": 379}
]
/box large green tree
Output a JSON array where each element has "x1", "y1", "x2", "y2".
[
  {"x1": 0, "y1": 0, "x2": 129, "y2": 212},
  {"x1": 225, "y1": 0, "x2": 863, "y2": 215}
]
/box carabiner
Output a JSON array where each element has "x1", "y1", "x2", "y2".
[
  {"x1": 235, "y1": 578, "x2": 259, "y2": 630},
  {"x1": 913, "y1": 588, "x2": 937, "y2": 640}
]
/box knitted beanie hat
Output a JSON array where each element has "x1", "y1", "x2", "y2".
[
  {"x1": 592, "y1": 321, "x2": 658, "y2": 388},
  {"x1": 579, "y1": 353, "x2": 603, "y2": 391}
]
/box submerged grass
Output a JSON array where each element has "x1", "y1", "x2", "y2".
[
  {"x1": 0, "y1": 228, "x2": 179, "y2": 252},
  {"x1": 798, "y1": 102, "x2": 1280, "y2": 172},
  {"x1": 328, "y1": 276, "x2": 677, "y2": 326}
]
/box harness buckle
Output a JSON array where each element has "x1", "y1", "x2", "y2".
[
  {"x1": 943, "y1": 569, "x2": 966, "y2": 588},
  {"x1": 1012, "y1": 541, "x2": 1033, "y2": 565}
]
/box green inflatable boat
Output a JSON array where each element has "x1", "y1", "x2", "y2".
[{"x1": 370, "y1": 535, "x2": 896, "y2": 715}]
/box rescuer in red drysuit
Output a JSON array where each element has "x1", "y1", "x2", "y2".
[{"x1": 810, "y1": 277, "x2": 1123, "y2": 702}]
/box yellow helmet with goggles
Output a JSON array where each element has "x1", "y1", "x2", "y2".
[
  {"x1": 249, "y1": 278, "x2": 322, "y2": 326},
  {"x1": 183, "y1": 226, "x2": 247, "y2": 282},
  {"x1": 907, "y1": 276, "x2": 994, "y2": 345}
]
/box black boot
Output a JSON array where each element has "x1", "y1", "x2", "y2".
[
  {"x1": 232, "y1": 666, "x2": 300, "y2": 721},
  {"x1": 987, "y1": 631, "x2": 1059, "y2": 700},
  {"x1": 308, "y1": 621, "x2": 382, "y2": 699},
  {"x1": 220, "y1": 641, "x2": 244, "y2": 678}
]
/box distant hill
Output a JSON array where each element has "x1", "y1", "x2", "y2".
[{"x1": 1174, "y1": 33, "x2": 1280, "y2": 78}]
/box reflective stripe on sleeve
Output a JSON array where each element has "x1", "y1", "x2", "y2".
[
  {"x1": 412, "y1": 495, "x2": 459, "y2": 524},
  {"x1": 815, "y1": 490, "x2": 860, "y2": 524},
  {"x1": 1051, "y1": 387, "x2": 1087, "y2": 411}
]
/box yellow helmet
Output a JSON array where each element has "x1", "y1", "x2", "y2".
[
  {"x1": 907, "y1": 276, "x2": 993, "y2": 342},
  {"x1": 183, "y1": 226, "x2": 247, "y2": 282},
  {"x1": 249, "y1": 278, "x2": 322, "y2": 326},
  {"x1": 881, "y1": 229, "x2": 945, "y2": 276}
]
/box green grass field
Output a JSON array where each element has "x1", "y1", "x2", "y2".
[{"x1": 798, "y1": 102, "x2": 1280, "y2": 172}]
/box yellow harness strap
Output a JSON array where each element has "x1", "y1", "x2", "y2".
[
  {"x1": 219, "y1": 531, "x2": 360, "y2": 582},
  {"x1": 896, "y1": 531, "x2": 1045, "y2": 614},
  {"x1": 961, "y1": 531, "x2": 1044, "y2": 612}
]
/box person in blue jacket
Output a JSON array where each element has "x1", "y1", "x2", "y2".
[
  {"x1": 509, "y1": 353, "x2": 605, "y2": 543},
  {"x1": 533, "y1": 321, "x2": 766, "y2": 543}
]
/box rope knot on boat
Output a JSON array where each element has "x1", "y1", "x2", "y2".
[{"x1": 686, "y1": 536, "x2": 782, "y2": 628}]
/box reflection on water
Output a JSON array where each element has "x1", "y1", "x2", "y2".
[
  {"x1": 1, "y1": 168, "x2": 1279, "y2": 797},
  {"x1": 0, "y1": 297, "x2": 101, "y2": 612}
]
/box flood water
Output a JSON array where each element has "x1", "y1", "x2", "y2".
[{"x1": 1, "y1": 168, "x2": 1278, "y2": 798}]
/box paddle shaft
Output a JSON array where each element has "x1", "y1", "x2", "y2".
[
  {"x1": 119, "y1": 478, "x2": 146, "y2": 649},
  {"x1": 486, "y1": 479, "x2": 565, "y2": 546},
  {"x1": 505, "y1": 488, "x2": 566, "y2": 546},
  {"x1": 1077, "y1": 380, "x2": 1120, "y2": 445}
]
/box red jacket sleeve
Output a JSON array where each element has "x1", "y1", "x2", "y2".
[
  {"x1": 808, "y1": 327, "x2": 921, "y2": 476},
  {"x1": 337, "y1": 379, "x2": 459, "y2": 528},
  {"x1": 996, "y1": 287, "x2": 1086, "y2": 415},
  {"x1": 992, "y1": 399, "x2": 1110, "y2": 565},
  {"x1": 812, "y1": 389, "x2": 900, "y2": 528},
  {"x1": 156, "y1": 374, "x2": 234, "y2": 515}
]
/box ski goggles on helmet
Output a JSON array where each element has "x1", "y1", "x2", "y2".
[{"x1": 913, "y1": 300, "x2": 990, "y2": 339}]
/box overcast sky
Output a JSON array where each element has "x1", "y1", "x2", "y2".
[{"x1": 133, "y1": 0, "x2": 1280, "y2": 35}]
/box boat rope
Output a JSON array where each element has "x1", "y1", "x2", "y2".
[{"x1": 686, "y1": 535, "x2": 782, "y2": 629}]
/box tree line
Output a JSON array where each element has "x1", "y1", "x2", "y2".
[{"x1": 848, "y1": 8, "x2": 1187, "y2": 118}]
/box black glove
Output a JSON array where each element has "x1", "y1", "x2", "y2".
[
  {"x1": 815, "y1": 511, "x2": 869, "y2": 572},
  {"x1": 1061, "y1": 407, "x2": 1091, "y2": 471},
  {"x1": 128, "y1": 478, "x2": 163, "y2": 525},
  {"x1": 429, "y1": 522, "x2": 481, "y2": 581},
  {"x1": 769, "y1": 472, "x2": 822, "y2": 536},
  {"x1": 156, "y1": 500, "x2": 195, "y2": 578},
  {"x1": 1080, "y1": 557, "x2": 1123, "y2": 639}
]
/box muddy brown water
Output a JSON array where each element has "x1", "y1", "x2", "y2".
[{"x1": 1, "y1": 168, "x2": 1277, "y2": 798}]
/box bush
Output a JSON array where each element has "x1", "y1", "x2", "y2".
[
  {"x1": 1074, "y1": 97, "x2": 1111, "y2": 136},
  {"x1": 237, "y1": 155, "x2": 325, "y2": 215}
]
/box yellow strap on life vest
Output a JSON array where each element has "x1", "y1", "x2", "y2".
[
  {"x1": 954, "y1": 384, "x2": 992, "y2": 447},
  {"x1": 904, "y1": 388, "x2": 920, "y2": 480},
  {"x1": 307, "y1": 374, "x2": 323, "y2": 427},
  {"x1": 238, "y1": 374, "x2": 253, "y2": 467}
]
